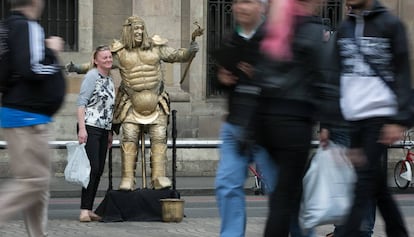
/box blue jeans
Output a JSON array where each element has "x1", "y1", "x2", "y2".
[
  {"x1": 215, "y1": 122, "x2": 278, "y2": 237},
  {"x1": 215, "y1": 122, "x2": 314, "y2": 237}
]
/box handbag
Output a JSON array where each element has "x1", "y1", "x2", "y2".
[
  {"x1": 64, "y1": 142, "x2": 91, "y2": 188},
  {"x1": 299, "y1": 141, "x2": 356, "y2": 231}
]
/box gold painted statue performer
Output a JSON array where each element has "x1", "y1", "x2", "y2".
[{"x1": 67, "y1": 15, "x2": 200, "y2": 190}]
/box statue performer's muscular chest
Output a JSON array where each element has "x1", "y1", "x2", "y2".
[
  {"x1": 116, "y1": 49, "x2": 163, "y2": 89},
  {"x1": 118, "y1": 49, "x2": 161, "y2": 70}
]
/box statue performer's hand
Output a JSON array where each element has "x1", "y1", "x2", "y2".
[
  {"x1": 65, "y1": 61, "x2": 82, "y2": 73},
  {"x1": 189, "y1": 41, "x2": 199, "y2": 54}
]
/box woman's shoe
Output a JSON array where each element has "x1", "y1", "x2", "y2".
[
  {"x1": 79, "y1": 210, "x2": 91, "y2": 222},
  {"x1": 88, "y1": 211, "x2": 102, "y2": 222}
]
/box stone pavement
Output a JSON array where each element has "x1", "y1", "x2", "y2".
[
  {"x1": 0, "y1": 200, "x2": 413, "y2": 237},
  {"x1": 1, "y1": 177, "x2": 414, "y2": 237}
]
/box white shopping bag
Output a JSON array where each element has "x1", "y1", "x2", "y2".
[
  {"x1": 299, "y1": 141, "x2": 356, "y2": 231},
  {"x1": 64, "y1": 142, "x2": 91, "y2": 188}
]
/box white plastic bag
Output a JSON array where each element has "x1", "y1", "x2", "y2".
[
  {"x1": 64, "y1": 142, "x2": 91, "y2": 188},
  {"x1": 299, "y1": 141, "x2": 356, "y2": 231}
]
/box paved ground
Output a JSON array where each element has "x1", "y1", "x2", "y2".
[
  {"x1": 0, "y1": 203, "x2": 413, "y2": 237},
  {"x1": 0, "y1": 177, "x2": 414, "y2": 237}
]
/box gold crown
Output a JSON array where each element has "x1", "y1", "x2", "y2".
[{"x1": 124, "y1": 16, "x2": 145, "y2": 26}]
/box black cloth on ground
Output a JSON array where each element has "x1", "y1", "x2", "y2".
[{"x1": 95, "y1": 188, "x2": 179, "y2": 222}]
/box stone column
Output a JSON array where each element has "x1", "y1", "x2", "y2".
[
  {"x1": 132, "y1": 0, "x2": 190, "y2": 101},
  {"x1": 78, "y1": 0, "x2": 93, "y2": 53}
]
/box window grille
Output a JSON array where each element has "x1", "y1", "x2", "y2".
[
  {"x1": 319, "y1": 0, "x2": 343, "y2": 31},
  {"x1": 207, "y1": 0, "x2": 233, "y2": 97},
  {"x1": 0, "y1": 0, "x2": 78, "y2": 52},
  {"x1": 206, "y1": 0, "x2": 343, "y2": 97}
]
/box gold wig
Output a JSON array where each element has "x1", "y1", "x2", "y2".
[{"x1": 121, "y1": 16, "x2": 152, "y2": 50}]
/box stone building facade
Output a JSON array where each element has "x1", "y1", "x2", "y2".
[{"x1": 59, "y1": 0, "x2": 414, "y2": 141}]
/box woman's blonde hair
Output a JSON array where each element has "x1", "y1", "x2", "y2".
[{"x1": 90, "y1": 45, "x2": 110, "y2": 68}]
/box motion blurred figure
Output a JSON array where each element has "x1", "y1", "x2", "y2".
[
  {"x1": 213, "y1": 1, "x2": 278, "y2": 237},
  {"x1": 253, "y1": 0, "x2": 334, "y2": 236},
  {"x1": 334, "y1": 0, "x2": 411, "y2": 236},
  {"x1": 0, "y1": 0, "x2": 66, "y2": 236}
]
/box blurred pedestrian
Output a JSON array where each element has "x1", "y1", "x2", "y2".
[
  {"x1": 0, "y1": 0, "x2": 66, "y2": 236},
  {"x1": 334, "y1": 0, "x2": 411, "y2": 236},
  {"x1": 252, "y1": 0, "x2": 335, "y2": 236},
  {"x1": 318, "y1": 28, "x2": 376, "y2": 234},
  {"x1": 319, "y1": 124, "x2": 376, "y2": 237},
  {"x1": 77, "y1": 45, "x2": 115, "y2": 222},
  {"x1": 213, "y1": 1, "x2": 278, "y2": 237}
]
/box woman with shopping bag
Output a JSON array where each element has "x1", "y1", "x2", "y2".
[{"x1": 76, "y1": 45, "x2": 116, "y2": 222}]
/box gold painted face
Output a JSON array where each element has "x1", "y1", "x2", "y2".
[{"x1": 132, "y1": 23, "x2": 144, "y2": 46}]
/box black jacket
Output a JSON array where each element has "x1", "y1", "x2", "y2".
[
  {"x1": 1, "y1": 11, "x2": 66, "y2": 116},
  {"x1": 256, "y1": 16, "x2": 336, "y2": 121},
  {"x1": 337, "y1": 0, "x2": 412, "y2": 126},
  {"x1": 216, "y1": 22, "x2": 267, "y2": 127}
]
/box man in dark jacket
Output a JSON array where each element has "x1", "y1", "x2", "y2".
[
  {"x1": 0, "y1": 0, "x2": 65, "y2": 236},
  {"x1": 335, "y1": 0, "x2": 411, "y2": 236}
]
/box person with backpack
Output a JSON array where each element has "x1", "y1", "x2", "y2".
[{"x1": 0, "y1": 0, "x2": 66, "y2": 236}]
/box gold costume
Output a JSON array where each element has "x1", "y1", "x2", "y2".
[
  {"x1": 110, "y1": 16, "x2": 196, "y2": 190},
  {"x1": 68, "y1": 16, "x2": 198, "y2": 190}
]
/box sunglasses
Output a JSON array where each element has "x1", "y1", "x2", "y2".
[
  {"x1": 93, "y1": 45, "x2": 110, "y2": 59},
  {"x1": 96, "y1": 45, "x2": 110, "y2": 51}
]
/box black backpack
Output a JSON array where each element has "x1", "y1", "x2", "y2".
[{"x1": 0, "y1": 20, "x2": 10, "y2": 92}]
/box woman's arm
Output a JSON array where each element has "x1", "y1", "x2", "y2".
[{"x1": 77, "y1": 106, "x2": 87, "y2": 144}]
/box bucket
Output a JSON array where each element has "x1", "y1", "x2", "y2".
[{"x1": 160, "y1": 198, "x2": 184, "y2": 222}]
